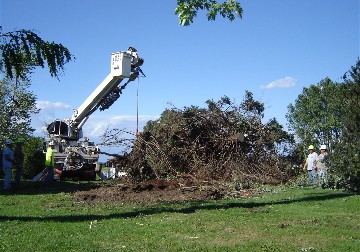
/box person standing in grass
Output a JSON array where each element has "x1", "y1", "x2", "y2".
[
  {"x1": 13, "y1": 138, "x2": 25, "y2": 189},
  {"x1": 2, "y1": 139, "x2": 14, "y2": 190},
  {"x1": 43, "y1": 141, "x2": 55, "y2": 182},
  {"x1": 316, "y1": 144, "x2": 328, "y2": 179},
  {"x1": 303, "y1": 145, "x2": 318, "y2": 184}
]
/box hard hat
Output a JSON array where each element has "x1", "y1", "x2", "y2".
[
  {"x1": 320, "y1": 144, "x2": 327, "y2": 150},
  {"x1": 49, "y1": 141, "x2": 55, "y2": 146},
  {"x1": 5, "y1": 139, "x2": 14, "y2": 145},
  {"x1": 308, "y1": 145, "x2": 314, "y2": 150},
  {"x1": 16, "y1": 137, "x2": 25, "y2": 143}
]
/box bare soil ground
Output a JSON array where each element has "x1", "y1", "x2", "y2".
[{"x1": 73, "y1": 176, "x2": 258, "y2": 206}]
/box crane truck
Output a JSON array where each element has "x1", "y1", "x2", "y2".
[{"x1": 45, "y1": 47, "x2": 144, "y2": 180}]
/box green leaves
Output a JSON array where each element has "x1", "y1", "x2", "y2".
[
  {"x1": 175, "y1": 0, "x2": 243, "y2": 26},
  {"x1": 0, "y1": 27, "x2": 74, "y2": 80},
  {"x1": 287, "y1": 78, "x2": 340, "y2": 148},
  {"x1": 0, "y1": 77, "x2": 39, "y2": 144}
]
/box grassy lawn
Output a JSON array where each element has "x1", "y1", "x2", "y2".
[{"x1": 0, "y1": 181, "x2": 359, "y2": 251}]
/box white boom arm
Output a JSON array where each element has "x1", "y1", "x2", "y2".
[{"x1": 47, "y1": 47, "x2": 144, "y2": 141}]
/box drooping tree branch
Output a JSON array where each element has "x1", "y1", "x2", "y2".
[{"x1": 0, "y1": 26, "x2": 74, "y2": 80}]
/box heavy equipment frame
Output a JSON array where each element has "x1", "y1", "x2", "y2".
[{"x1": 45, "y1": 47, "x2": 144, "y2": 179}]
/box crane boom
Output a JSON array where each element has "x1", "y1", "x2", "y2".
[
  {"x1": 47, "y1": 47, "x2": 144, "y2": 141},
  {"x1": 72, "y1": 51, "x2": 132, "y2": 126}
]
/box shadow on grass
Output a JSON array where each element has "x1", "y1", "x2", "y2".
[
  {"x1": 0, "y1": 188, "x2": 357, "y2": 223},
  {"x1": 0, "y1": 179, "x2": 106, "y2": 195}
]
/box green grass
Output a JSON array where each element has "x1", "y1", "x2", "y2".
[{"x1": 0, "y1": 181, "x2": 359, "y2": 251}]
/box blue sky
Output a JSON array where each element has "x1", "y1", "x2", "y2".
[{"x1": 1, "y1": 0, "x2": 359, "y2": 158}]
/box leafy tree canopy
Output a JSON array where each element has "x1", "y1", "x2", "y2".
[
  {"x1": 286, "y1": 77, "x2": 344, "y2": 151},
  {"x1": 0, "y1": 26, "x2": 74, "y2": 80},
  {"x1": 176, "y1": 0, "x2": 243, "y2": 26}
]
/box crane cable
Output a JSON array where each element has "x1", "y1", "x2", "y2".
[
  {"x1": 135, "y1": 67, "x2": 145, "y2": 138},
  {"x1": 136, "y1": 77, "x2": 140, "y2": 137}
]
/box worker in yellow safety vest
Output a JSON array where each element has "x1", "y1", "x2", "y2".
[{"x1": 43, "y1": 141, "x2": 55, "y2": 182}]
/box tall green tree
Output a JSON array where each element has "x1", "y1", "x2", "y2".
[
  {"x1": 341, "y1": 59, "x2": 360, "y2": 144},
  {"x1": 332, "y1": 59, "x2": 360, "y2": 190},
  {"x1": 176, "y1": 0, "x2": 243, "y2": 26},
  {"x1": 0, "y1": 26, "x2": 74, "y2": 80},
  {"x1": 286, "y1": 63, "x2": 360, "y2": 191},
  {"x1": 286, "y1": 78, "x2": 344, "y2": 159},
  {"x1": 0, "y1": 77, "x2": 39, "y2": 143},
  {"x1": 0, "y1": 26, "x2": 72, "y2": 176}
]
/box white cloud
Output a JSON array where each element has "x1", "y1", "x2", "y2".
[
  {"x1": 36, "y1": 100, "x2": 72, "y2": 113},
  {"x1": 261, "y1": 76, "x2": 297, "y2": 90}
]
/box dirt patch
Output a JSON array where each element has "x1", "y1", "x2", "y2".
[{"x1": 73, "y1": 177, "x2": 257, "y2": 206}]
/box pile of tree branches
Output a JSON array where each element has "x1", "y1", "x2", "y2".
[{"x1": 118, "y1": 92, "x2": 293, "y2": 184}]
